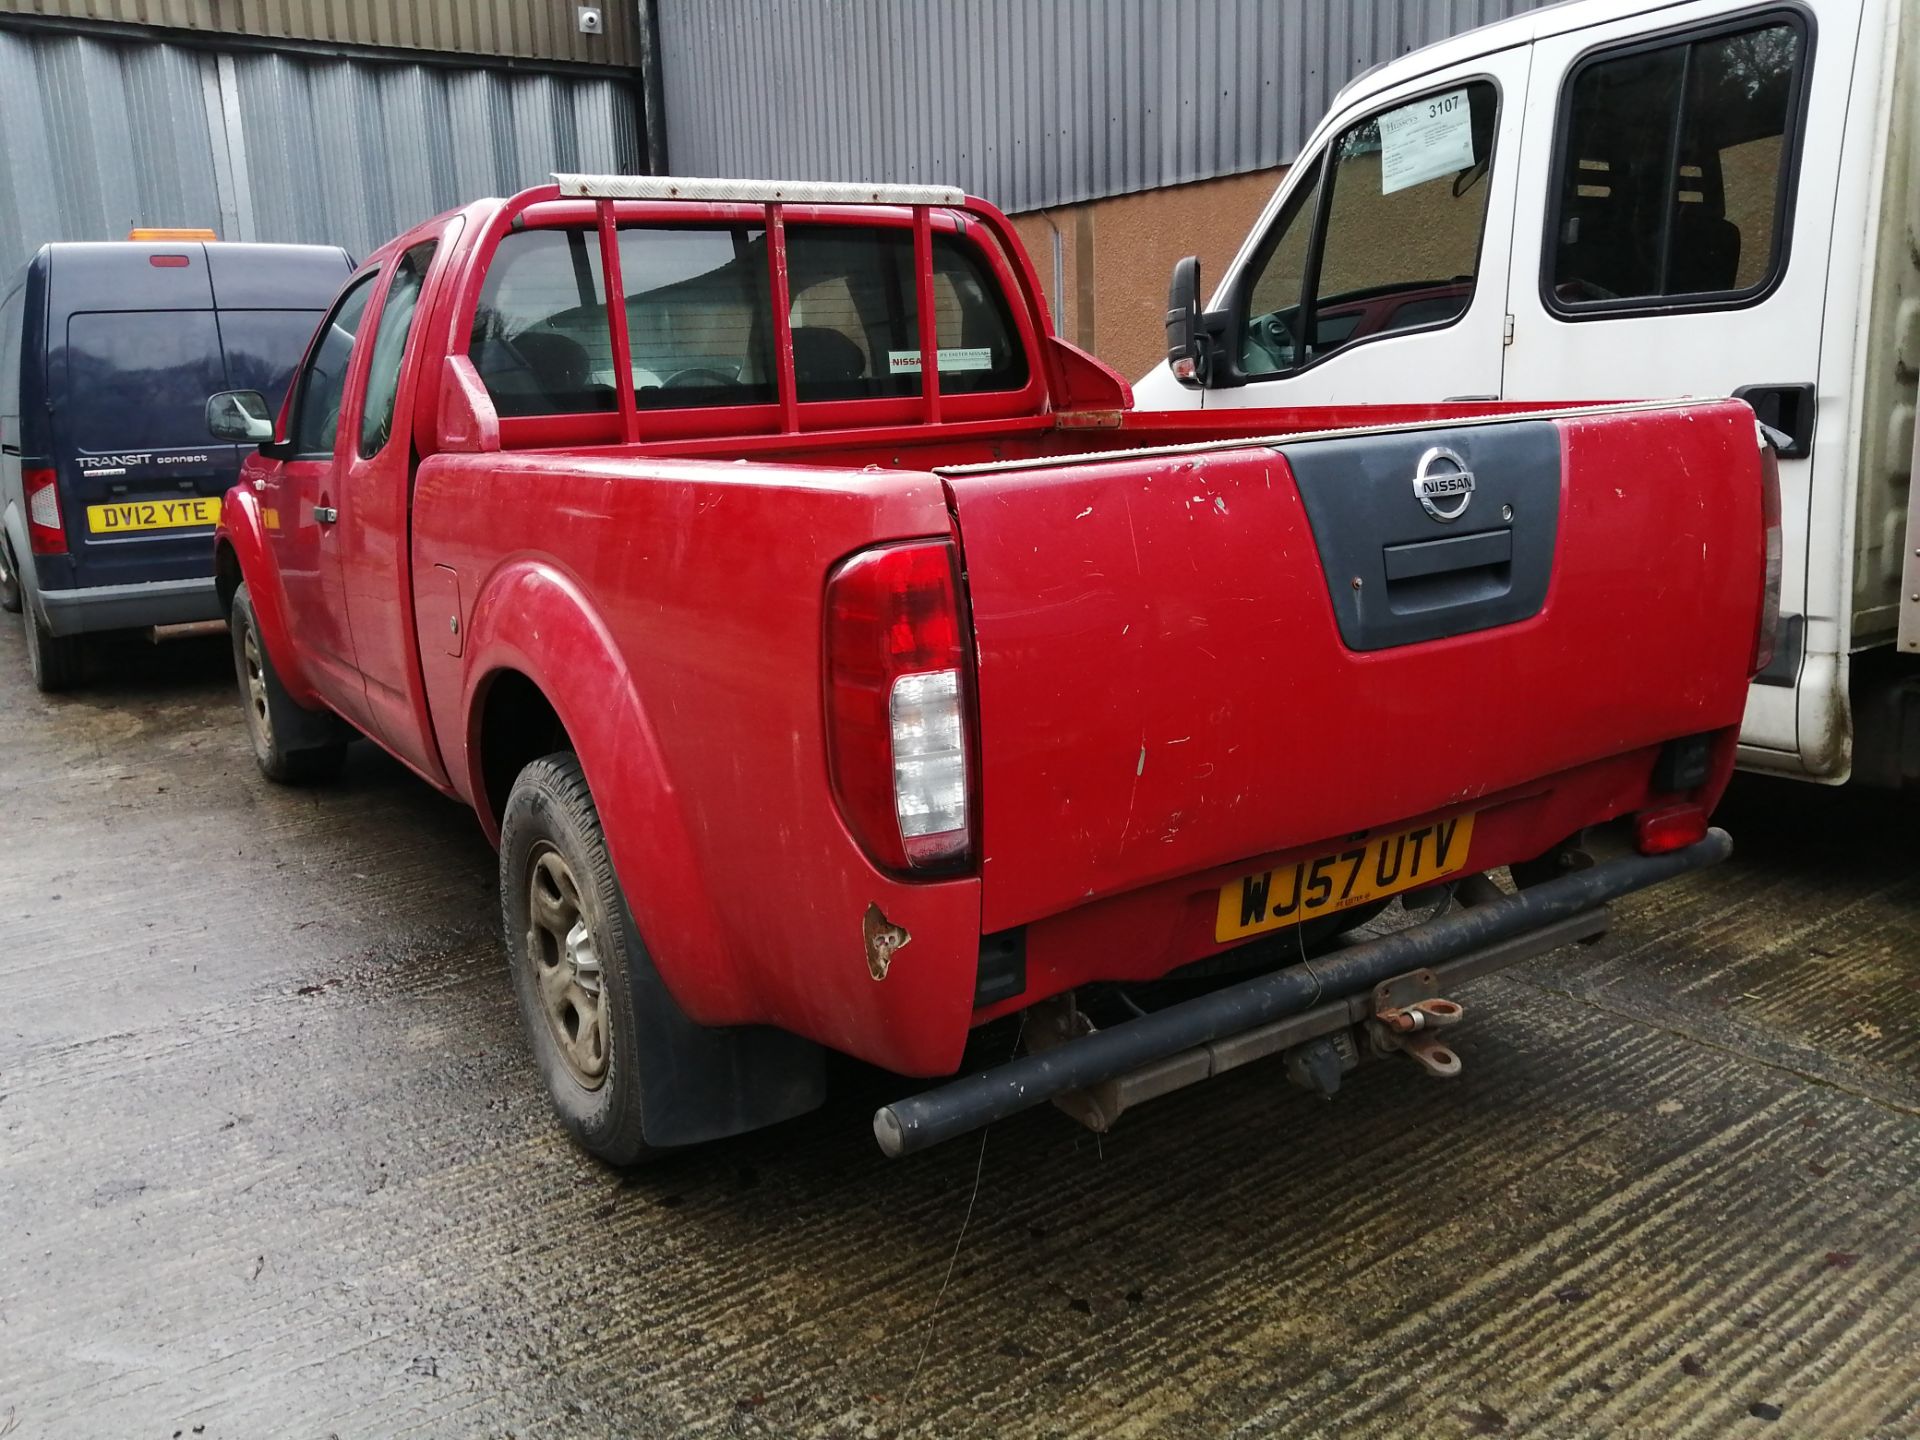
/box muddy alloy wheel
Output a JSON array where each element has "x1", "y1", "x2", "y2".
[
  {"x1": 240, "y1": 621, "x2": 274, "y2": 754},
  {"x1": 525, "y1": 843, "x2": 610, "y2": 1090},
  {"x1": 229, "y1": 581, "x2": 347, "y2": 784},
  {"x1": 498, "y1": 752, "x2": 654, "y2": 1165}
]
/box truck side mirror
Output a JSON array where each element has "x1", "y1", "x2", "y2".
[
  {"x1": 207, "y1": 390, "x2": 275, "y2": 445},
  {"x1": 1165, "y1": 255, "x2": 1208, "y2": 387}
]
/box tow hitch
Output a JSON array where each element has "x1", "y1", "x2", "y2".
[
  {"x1": 873, "y1": 829, "x2": 1732, "y2": 1157},
  {"x1": 1368, "y1": 969, "x2": 1466, "y2": 1078}
]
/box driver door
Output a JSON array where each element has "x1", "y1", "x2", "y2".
[
  {"x1": 262, "y1": 269, "x2": 378, "y2": 730},
  {"x1": 1204, "y1": 47, "x2": 1531, "y2": 410}
]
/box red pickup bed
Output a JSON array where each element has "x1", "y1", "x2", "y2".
[{"x1": 210, "y1": 177, "x2": 1777, "y2": 1162}]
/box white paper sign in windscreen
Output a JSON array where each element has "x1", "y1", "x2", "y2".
[{"x1": 1376, "y1": 89, "x2": 1475, "y2": 195}]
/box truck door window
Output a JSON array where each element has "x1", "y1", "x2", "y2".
[
  {"x1": 470, "y1": 229, "x2": 616, "y2": 418},
  {"x1": 1547, "y1": 13, "x2": 1807, "y2": 312},
  {"x1": 358, "y1": 242, "x2": 436, "y2": 458},
  {"x1": 1240, "y1": 81, "x2": 1497, "y2": 377},
  {"x1": 287, "y1": 272, "x2": 375, "y2": 459}
]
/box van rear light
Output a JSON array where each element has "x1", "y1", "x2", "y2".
[
  {"x1": 149, "y1": 254, "x2": 191, "y2": 268},
  {"x1": 825, "y1": 540, "x2": 974, "y2": 873},
  {"x1": 1752, "y1": 433, "x2": 1783, "y2": 674},
  {"x1": 1635, "y1": 802, "x2": 1709, "y2": 856},
  {"x1": 24, "y1": 469, "x2": 66, "y2": 554}
]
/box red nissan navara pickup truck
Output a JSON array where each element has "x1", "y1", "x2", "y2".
[{"x1": 206, "y1": 176, "x2": 1780, "y2": 1163}]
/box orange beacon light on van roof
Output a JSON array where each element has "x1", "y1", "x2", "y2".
[{"x1": 127, "y1": 228, "x2": 217, "y2": 241}]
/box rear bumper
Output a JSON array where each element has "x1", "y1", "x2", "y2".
[
  {"x1": 874, "y1": 827, "x2": 1733, "y2": 1156},
  {"x1": 37, "y1": 577, "x2": 223, "y2": 636}
]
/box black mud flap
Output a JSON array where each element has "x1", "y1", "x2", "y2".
[{"x1": 621, "y1": 892, "x2": 827, "y2": 1148}]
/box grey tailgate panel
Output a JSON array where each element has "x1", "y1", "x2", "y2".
[{"x1": 1281, "y1": 421, "x2": 1562, "y2": 651}]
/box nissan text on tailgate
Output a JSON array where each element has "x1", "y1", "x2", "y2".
[{"x1": 205, "y1": 176, "x2": 1780, "y2": 1162}]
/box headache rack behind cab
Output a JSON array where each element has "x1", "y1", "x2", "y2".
[{"x1": 474, "y1": 173, "x2": 1123, "y2": 443}]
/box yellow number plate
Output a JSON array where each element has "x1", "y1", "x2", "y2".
[
  {"x1": 86, "y1": 496, "x2": 221, "y2": 534},
  {"x1": 1215, "y1": 813, "x2": 1477, "y2": 943}
]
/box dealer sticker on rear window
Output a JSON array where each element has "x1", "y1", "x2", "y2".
[{"x1": 887, "y1": 347, "x2": 994, "y2": 374}]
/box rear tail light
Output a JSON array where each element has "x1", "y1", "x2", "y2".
[
  {"x1": 1635, "y1": 802, "x2": 1710, "y2": 856},
  {"x1": 24, "y1": 468, "x2": 66, "y2": 555},
  {"x1": 825, "y1": 540, "x2": 974, "y2": 873},
  {"x1": 1751, "y1": 433, "x2": 1783, "y2": 674}
]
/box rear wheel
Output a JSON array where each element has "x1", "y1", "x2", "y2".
[
  {"x1": 0, "y1": 535, "x2": 21, "y2": 614},
  {"x1": 499, "y1": 752, "x2": 655, "y2": 1166},
  {"x1": 22, "y1": 602, "x2": 85, "y2": 692},
  {"x1": 231, "y1": 582, "x2": 347, "y2": 783}
]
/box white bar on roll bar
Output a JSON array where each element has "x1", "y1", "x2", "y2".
[{"x1": 552, "y1": 174, "x2": 966, "y2": 206}]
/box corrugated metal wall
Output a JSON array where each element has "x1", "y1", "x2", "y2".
[
  {"x1": 658, "y1": 0, "x2": 1555, "y2": 213},
  {"x1": 0, "y1": 25, "x2": 642, "y2": 276},
  {"x1": 0, "y1": 0, "x2": 640, "y2": 67}
]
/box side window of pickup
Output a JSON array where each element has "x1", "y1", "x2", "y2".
[
  {"x1": 288, "y1": 272, "x2": 376, "y2": 458},
  {"x1": 358, "y1": 241, "x2": 436, "y2": 457},
  {"x1": 1239, "y1": 81, "x2": 1498, "y2": 376},
  {"x1": 470, "y1": 229, "x2": 616, "y2": 418},
  {"x1": 1546, "y1": 12, "x2": 1808, "y2": 312}
]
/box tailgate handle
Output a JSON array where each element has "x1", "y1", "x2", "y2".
[
  {"x1": 1381, "y1": 528, "x2": 1514, "y2": 615},
  {"x1": 1382, "y1": 528, "x2": 1512, "y2": 581}
]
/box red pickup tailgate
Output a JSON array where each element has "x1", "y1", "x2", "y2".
[{"x1": 944, "y1": 401, "x2": 1765, "y2": 935}]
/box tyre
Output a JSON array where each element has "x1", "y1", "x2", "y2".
[
  {"x1": 22, "y1": 602, "x2": 85, "y2": 692},
  {"x1": 231, "y1": 582, "x2": 348, "y2": 783},
  {"x1": 499, "y1": 752, "x2": 656, "y2": 1166},
  {"x1": 0, "y1": 535, "x2": 21, "y2": 614}
]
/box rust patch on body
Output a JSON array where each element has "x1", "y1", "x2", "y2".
[{"x1": 862, "y1": 903, "x2": 910, "y2": 981}]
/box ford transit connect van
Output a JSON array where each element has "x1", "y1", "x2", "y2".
[{"x1": 0, "y1": 238, "x2": 351, "y2": 691}]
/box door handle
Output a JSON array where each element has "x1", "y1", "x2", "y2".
[
  {"x1": 1732, "y1": 383, "x2": 1816, "y2": 458},
  {"x1": 313, "y1": 505, "x2": 338, "y2": 525}
]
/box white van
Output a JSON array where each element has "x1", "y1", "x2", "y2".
[{"x1": 1137, "y1": 0, "x2": 1917, "y2": 786}]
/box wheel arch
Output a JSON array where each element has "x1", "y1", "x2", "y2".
[
  {"x1": 457, "y1": 561, "x2": 749, "y2": 1025},
  {"x1": 216, "y1": 488, "x2": 320, "y2": 705}
]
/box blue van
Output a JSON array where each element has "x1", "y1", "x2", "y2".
[{"x1": 0, "y1": 238, "x2": 351, "y2": 690}]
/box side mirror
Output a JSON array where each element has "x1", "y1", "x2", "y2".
[
  {"x1": 1164, "y1": 255, "x2": 1207, "y2": 387},
  {"x1": 207, "y1": 390, "x2": 275, "y2": 445}
]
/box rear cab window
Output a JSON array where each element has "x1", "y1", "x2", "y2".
[
  {"x1": 1545, "y1": 9, "x2": 1811, "y2": 314},
  {"x1": 469, "y1": 218, "x2": 1029, "y2": 421},
  {"x1": 1238, "y1": 80, "x2": 1500, "y2": 375}
]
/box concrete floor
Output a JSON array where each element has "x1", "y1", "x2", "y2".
[{"x1": 1, "y1": 623, "x2": 1915, "y2": 1439}]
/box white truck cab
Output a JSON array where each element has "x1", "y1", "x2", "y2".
[{"x1": 1138, "y1": 0, "x2": 1918, "y2": 785}]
